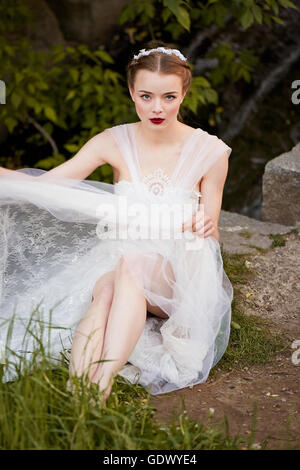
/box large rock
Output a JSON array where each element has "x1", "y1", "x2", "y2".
[
  {"x1": 46, "y1": 0, "x2": 129, "y2": 45},
  {"x1": 261, "y1": 142, "x2": 300, "y2": 226},
  {"x1": 27, "y1": 0, "x2": 65, "y2": 51},
  {"x1": 218, "y1": 209, "x2": 296, "y2": 255}
]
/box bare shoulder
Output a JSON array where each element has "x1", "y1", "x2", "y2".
[
  {"x1": 40, "y1": 128, "x2": 122, "y2": 180},
  {"x1": 91, "y1": 128, "x2": 120, "y2": 168},
  {"x1": 203, "y1": 149, "x2": 229, "y2": 186}
]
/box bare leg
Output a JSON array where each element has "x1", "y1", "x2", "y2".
[
  {"x1": 68, "y1": 272, "x2": 115, "y2": 387},
  {"x1": 90, "y1": 257, "x2": 147, "y2": 400}
]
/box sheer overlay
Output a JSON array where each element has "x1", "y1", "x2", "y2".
[{"x1": 0, "y1": 122, "x2": 233, "y2": 395}]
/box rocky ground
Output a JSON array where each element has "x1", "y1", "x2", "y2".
[{"x1": 149, "y1": 212, "x2": 300, "y2": 450}]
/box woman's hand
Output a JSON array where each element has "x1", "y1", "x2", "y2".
[
  {"x1": 0, "y1": 167, "x2": 35, "y2": 181},
  {"x1": 181, "y1": 209, "x2": 218, "y2": 239}
]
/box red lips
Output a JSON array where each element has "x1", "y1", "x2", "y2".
[{"x1": 150, "y1": 118, "x2": 165, "y2": 124}]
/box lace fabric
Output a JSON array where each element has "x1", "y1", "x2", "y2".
[
  {"x1": 0, "y1": 122, "x2": 233, "y2": 395},
  {"x1": 142, "y1": 167, "x2": 171, "y2": 196}
]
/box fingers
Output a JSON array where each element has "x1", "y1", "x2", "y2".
[
  {"x1": 182, "y1": 218, "x2": 192, "y2": 231},
  {"x1": 182, "y1": 213, "x2": 215, "y2": 238},
  {"x1": 182, "y1": 210, "x2": 202, "y2": 231},
  {"x1": 182, "y1": 210, "x2": 205, "y2": 232}
]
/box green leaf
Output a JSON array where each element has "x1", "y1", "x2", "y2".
[
  {"x1": 64, "y1": 144, "x2": 79, "y2": 153},
  {"x1": 203, "y1": 88, "x2": 218, "y2": 104},
  {"x1": 242, "y1": 69, "x2": 251, "y2": 82},
  {"x1": 4, "y1": 45, "x2": 14, "y2": 57},
  {"x1": 82, "y1": 84, "x2": 91, "y2": 98},
  {"x1": 5, "y1": 117, "x2": 18, "y2": 132},
  {"x1": 27, "y1": 83, "x2": 35, "y2": 94},
  {"x1": 94, "y1": 50, "x2": 114, "y2": 64},
  {"x1": 197, "y1": 94, "x2": 206, "y2": 105},
  {"x1": 193, "y1": 76, "x2": 211, "y2": 88},
  {"x1": 81, "y1": 69, "x2": 90, "y2": 82},
  {"x1": 52, "y1": 51, "x2": 66, "y2": 64},
  {"x1": 34, "y1": 156, "x2": 61, "y2": 170},
  {"x1": 35, "y1": 81, "x2": 49, "y2": 90},
  {"x1": 252, "y1": 4, "x2": 262, "y2": 24},
  {"x1": 15, "y1": 71, "x2": 23, "y2": 84},
  {"x1": 240, "y1": 8, "x2": 254, "y2": 29},
  {"x1": 231, "y1": 321, "x2": 241, "y2": 329},
  {"x1": 72, "y1": 98, "x2": 81, "y2": 112},
  {"x1": 66, "y1": 46, "x2": 76, "y2": 54},
  {"x1": 270, "y1": 15, "x2": 285, "y2": 24},
  {"x1": 91, "y1": 67, "x2": 103, "y2": 81},
  {"x1": 163, "y1": 0, "x2": 190, "y2": 31},
  {"x1": 278, "y1": 0, "x2": 298, "y2": 8},
  {"x1": 70, "y1": 68, "x2": 79, "y2": 84},
  {"x1": 162, "y1": 7, "x2": 172, "y2": 22},
  {"x1": 44, "y1": 106, "x2": 57, "y2": 123},
  {"x1": 66, "y1": 90, "x2": 76, "y2": 101},
  {"x1": 144, "y1": 1, "x2": 155, "y2": 18},
  {"x1": 119, "y1": 6, "x2": 134, "y2": 25},
  {"x1": 271, "y1": 2, "x2": 279, "y2": 15},
  {"x1": 24, "y1": 95, "x2": 38, "y2": 109},
  {"x1": 11, "y1": 92, "x2": 22, "y2": 108}
]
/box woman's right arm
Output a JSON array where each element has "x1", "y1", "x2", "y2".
[{"x1": 0, "y1": 129, "x2": 113, "y2": 181}]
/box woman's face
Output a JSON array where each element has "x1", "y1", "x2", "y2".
[{"x1": 129, "y1": 69, "x2": 186, "y2": 128}]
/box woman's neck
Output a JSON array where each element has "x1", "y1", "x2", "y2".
[{"x1": 135, "y1": 120, "x2": 184, "y2": 147}]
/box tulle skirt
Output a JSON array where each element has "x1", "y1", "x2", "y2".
[{"x1": 0, "y1": 168, "x2": 233, "y2": 395}]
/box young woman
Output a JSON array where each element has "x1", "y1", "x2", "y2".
[{"x1": 0, "y1": 44, "x2": 233, "y2": 405}]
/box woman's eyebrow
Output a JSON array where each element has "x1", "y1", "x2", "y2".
[{"x1": 138, "y1": 90, "x2": 179, "y2": 94}]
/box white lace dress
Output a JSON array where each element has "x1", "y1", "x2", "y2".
[{"x1": 0, "y1": 122, "x2": 233, "y2": 395}]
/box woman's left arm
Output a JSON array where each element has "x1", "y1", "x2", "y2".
[{"x1": 182, "y1": 151, "x2": 229, "y2": 241}]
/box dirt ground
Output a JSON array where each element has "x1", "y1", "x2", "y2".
[{"x1": 149, "y1": 231, "x2": 300, "y2": 450}]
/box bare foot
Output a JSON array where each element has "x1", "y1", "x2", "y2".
[
  {"x1": 66, "y1": 375, "x2": 89, "y2": 395},
  {"x1": 67, "y1": 371, "x2": 114, "y2": 407},
  {"x1": 90, "y1": 372, "x2": 114, "y2": 405},
  {"x1": 66, "y1": 378, "x2": 74, "y2": 393}
]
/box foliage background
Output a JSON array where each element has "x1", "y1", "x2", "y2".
[{"x1": 0, "y1": 0, "x2": 299, "y2": 214}]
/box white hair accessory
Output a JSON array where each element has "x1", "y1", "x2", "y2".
[{"x1": 133, "y1": 47, "x2": 187, "y2": 62}]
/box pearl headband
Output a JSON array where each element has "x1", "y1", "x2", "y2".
[{"x1": 133, "y1": 47, "x2": 187, "y2": 62}]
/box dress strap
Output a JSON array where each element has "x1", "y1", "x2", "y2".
[
  {"x1": 171, "y1": 130, "x2": 232, "y2": 190},
  {"x1": 107, "y1": 124, "x2": 140, "y2": 184},
  {"x1": 108, "y1": 123, "x2": 232, "y2": 192}
]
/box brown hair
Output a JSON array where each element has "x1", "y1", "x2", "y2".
[{"x1": 126, "y1": 41, "x2": 192, "y2": 123}]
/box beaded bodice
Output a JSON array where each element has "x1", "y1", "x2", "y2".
[
  {"x1": 142, "y1": 167, "x2": 172, "y2": 197},
  {"x1": 109, "y1": 122, "x2": 232, "y2": 202}
]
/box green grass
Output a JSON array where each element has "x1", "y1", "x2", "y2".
[
  {"x1": 213, "y1": 301, "x2": 288, "y2": 375},
  {"x1": 269, "y1": 233, "x2": 286, "y2": 248},
  {"x1": 0, "y1": 248, "x2": 292, "y2": 450},
  {"x1": 238, "y1": 229, "x2": 252, "y2": 239},
  {"x1": 0, "y1": 344, "x2": 247, "y2": 450},
  {"x1": 213, "y1": 248, "x2": 288, "y2": 377}
]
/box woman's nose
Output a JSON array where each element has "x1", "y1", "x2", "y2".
[{"x1": 152, "y1": 100, "x2": 163, "y2": 112}]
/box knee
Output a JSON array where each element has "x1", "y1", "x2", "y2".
[
  {"x1": 92, "y1": 282, "x2": 114, "y2": 306},
  {"x1": 116, "y1": 254, "x2": 138, "y2": 277},
  {"x1": 115, "y1": 256, "x2": 130, "y2": 276}
]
